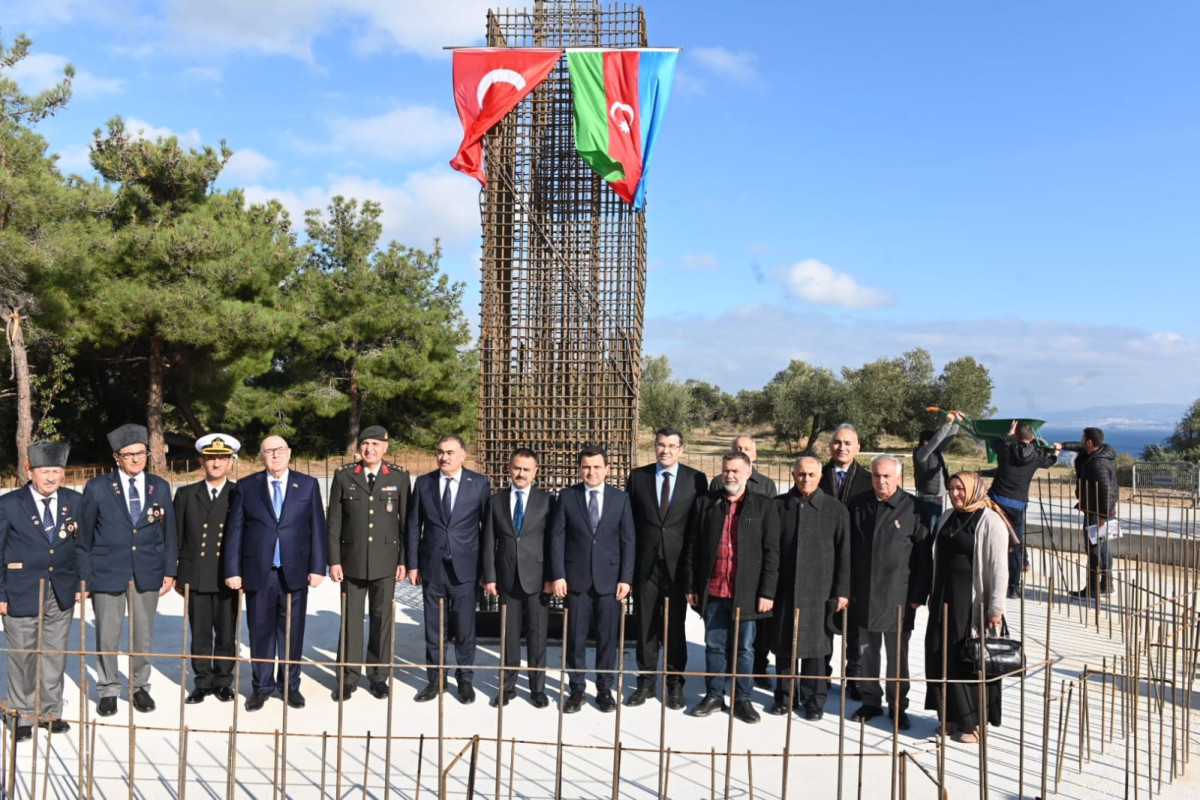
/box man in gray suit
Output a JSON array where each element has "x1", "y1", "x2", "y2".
[
  {"x1": 482, "y1": 448, "x2": 554, "y2": 708},
  {"x1": 0, "y1": 441, "x2": 81, "y2": 741}
]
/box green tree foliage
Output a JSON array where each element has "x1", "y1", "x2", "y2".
[
  {"x1": 936, "y1": 356, "x2": 996, "y2": 421},
  {"x1": 639, "y1": 354, "x2": 696, "y2": 434},
  {"x1": 764, "y1": 360, "x2": 847, "y2": 452},
  {"x1": 236, "y1": 197, "x2": 476, "y2": 453},
  {"x1": 685, "y1": 379, "x2": 736, "y2": 424},
  {"x1": 1147, "y1": 399, "x2": 1200, "y2": 462},
  {"x1": 74, "y1": 117, "x2": 300, "y2": 471}
]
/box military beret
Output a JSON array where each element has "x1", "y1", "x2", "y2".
[
  {"x1": 107, "y1": 424, "x2": 148, "y2": 452},
  {"x1": 28, "y1": 441, "x2": 70, "y2": 469},
  {"x1": 196, "y1": 433, "x2": 241, "y2": 457},
  {"x1": 358, "y1": 425, "x2": 389, "y2": 444}
]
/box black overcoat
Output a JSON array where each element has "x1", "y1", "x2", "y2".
[
  {"x1": 773, "y1": 487, "x2": 850, "y2": 659},
  {"x1": 683, "y1": 490, "x2": 780, "y2": 621},
  {"x1": 848, "y1": 490, "x2": 930, "y2": 633}
]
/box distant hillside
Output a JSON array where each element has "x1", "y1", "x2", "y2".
[{"x1": 994, "y1": 403, "x2": 1184, "y2": 430}]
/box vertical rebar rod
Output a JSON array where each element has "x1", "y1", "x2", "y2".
[
  {"x1": 226, "y1": 589, "x2": 244, "y2": 800},
  {"x1": 495, "y1": 601, "x2": 507, "y2": 800},
  {"x1": 656, "y1": 596, "x2": 669, "y2": 800},
  {"x1": 384, "y1": 598, "x2": 397, "y2": 800},
  {"x1": 77, "y1": 579, "x2": 87, "y2": 800},
  {"x1": 336, "y1": 591, "x2": 347, "y2": 800},
  {"x1": 177, "y1": 583, "x2": 190, "y2": 796},
  {"x1": 611, "y1": 598, "x2": 628, "y2": 800},
  {"x1": 724, "y1": 607, "x2": 741, "y2": 800},
  {"x1": 554, "y1": 607, "x2": 568, "y2": 799},
  {"x1": 29, "y1": 579, "x2": 46, "y2": 800},
  {"x1": 125, "y1": 580, "x2": 136, "y2": 800},
  {"x1": 437, "y1": 597, "x2": 446, "y2": 797},
  {"x1": 780, "y1": 608, "x2": 800, "y2": 800},
  {"x1": 362, "y1": 731, "x2": 372, "y2": 800},
  {"x1": 838, "y1": 607, "x2": 848, "y2": 800},
  {"x1": 280, "y1": 591, "x2": 292, "y2": 800}
]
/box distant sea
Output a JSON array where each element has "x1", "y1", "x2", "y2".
[{"x1": 1037, "y1": 426, "x2": 1172, "y2": 457}]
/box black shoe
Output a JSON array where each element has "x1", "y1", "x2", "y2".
[
  {"x1": 214, "y1": 686, "x2": 236, "y2": 702},
  {"x1": 1006, "y1": 586, "x2": 1020, "y2": 600},
  {"x1": 563, "y1": 691, "x2": 585, "y2": 713},
  {"x1": 625, "y1": 684, "x2": 653, "y2": 706},
  {"x1": 733, "y1": 700, "x2": 760, "y2": 724},
  {"x1": 14, "y1": 726, "x2": 31, "y2": 743},
  {"x1": 245, "y1": 692, "x2": 270, "y2": 712},
  {"x1": 766, "y1": 699, "x2": 789, "y2": 716},
  {"x1": 491, "y1": 689, "x2": 516, "y2": 708},
  {"x1": 414, "y1": 682, "x2": 439, "y2": 702},
  {"x1": 851, "y1": 704, "x2": 883, "y2": 722},
  {"x1": 38, "y1": 719, "x2": 70, "y2": 734},
  {"x1": 185, "y1": 688, "x2": 208, "y2": 704},
  {"x1": 890, "y1": 709, "x2": 911, "y2": 730},
  {"x1": 97, "y1": 696, "x2": 118, "y2": 717},
  {"x1": 596, "y1": 689, "x2": 616, "y2": 712},
  {"x1": 531, "y1": 691, "x2": 550, "y2": 708},
  {"x1": 1068, "y1": 586, "x2": 1094, "y2": 599},
  {"x1": 287, "y1": 690, "x2": 306, "y2": 709},
  {"x1": 369, "y1": 681, "x2": 389, "y2": 699},
  {"x1": 666, "y1": 684, "x2": 686, "y2": 710},
  {"x1": 457, "y1": 681, "x2": 476, "y2": 705},
  {"x1": 691, "y1": 695, "x2": 724, "y2": 717},
  {"x1": 132, "y1": 689, "x2": 156, "y2": 713},
  {"x1": 334, "y1": 684, "x2": 356, "y2": 701},
  {"x1": 805, "y1": 708, "x2": 824, "y2": 721},
  {"x1": 753, "y1": 676, "x2": 773, "y2": 690}
]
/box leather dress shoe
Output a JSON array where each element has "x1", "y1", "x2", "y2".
[
  {"x1": 563, "y1": 691, "x2": 585, "y2": 713},
  {"x1": 245, "y1": 692, "x2": 271, "y2": 711},
  {"x1": 666, "y1": 684, "x2": 686, "y2": 710},
  {"x1": 132, "y1": 689, "x2": 156, "y2": 713},
  {"x1": 214, "y1": 686, "x2": 236, "y2": 702},
  {"x1": 414, "y1": 682, "x2": 439, "y2": 702},
  {"x1": 851, "y1": 704, "x2": 883, "y2": 723},
  {"x1": 625, "y1": 684, "x2": 653, "y2": 706},
  {"x1": 890, "y1": 709, "x2": 911, "y2": 730},
  {"x1": 39, "y1": 719, "x2": 70, "y2": 734},
  {"x1": 530, "y1": 691, "x2": 550, "y2": 708},
  {"x1": 369, "y1": 682, "x2": 389, "y2": 699},
  {"x1": 766, "y1": 699, "x2": 790, "y2": 716},
  {"x1": 805, "y1": 708, "x2": 824, "y2": 721},
  {"x1": 457, "y1": 681, "x2": 476, "y2": 705},
  {"x1": 733, "y1": 700, "x2": 761, "y2": 724},
  {"x1": 97, "y1": 697, "x2": 118, "y2": 717},
  {"x1": 286, "y1": 690, "x2": 306, "y2": 709},
  {"x1": 690, "y1": 695, "x2": 725, "y2": 717},
  {"x1": 185, "y1": 688, "x2": 209, "y2": 704},
  {"x1": 334, "y1": 684, "x2": 356, "y2": 701},
  {"x1": 596, "y1": 689, "x2": 616, "y2": 712},
  {"x1": 491, "y1": 689, "x2": 516, "y2": 708},
  {"x1": 14, "y1": 726, "x2": 31, "y2": 743}
]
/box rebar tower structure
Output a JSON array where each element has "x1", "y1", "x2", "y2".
[{"x1": 477, "y1": 1, "x2": 648, "y2": 489}]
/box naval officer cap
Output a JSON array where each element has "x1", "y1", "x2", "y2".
[
  {"x1": 28, "y1": 441, "x2": 70, "y2": 469},
  {"x1": 358, "y1": 425, "x2": 389, "y2": 444},
  {"x1": 196, "y1": 433, "x2": 241, "y2": 457},
  {"x1": 107, "y1": 424, "x2": 149, "y2": 453}
]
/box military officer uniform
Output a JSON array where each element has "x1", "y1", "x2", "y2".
[
  {"x1": 0, "y1": 442, "x2": 81, "y2": 739},
  {"x1": 327, "y1": 426, "x2": 410, "y2": 697},
  {"x1": 173, "y1": 433, "x2": 240, "y2": 703}
]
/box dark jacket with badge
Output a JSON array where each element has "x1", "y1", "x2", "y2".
[
  {"x1": 0, "y1": 486, "x2": 84, "y2": 615},
  {"x1": 173, "y1": 479, "x2": 237, "y2": 593},
  {"x1": 683, "y1": 489, "x2": 780, "y2": 621},
  {"x1": 774, "y1": 487, "x2": 850, "y2": 658},
  {"x1": 327, "y1": 462, "x2": 409, "y2": 582},
  {"x1": 78, "y1": 470, "x2": 179, "y2": 593},
  {"x1": 848, "y1": 489, "x2": 930, "y2": 633}
]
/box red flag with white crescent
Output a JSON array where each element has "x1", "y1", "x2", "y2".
[{"x1": 450, "y1": 48, "x2": 563, "y2": 184}]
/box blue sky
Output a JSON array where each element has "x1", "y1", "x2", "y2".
[{"x1": 7, "y1": 1, "x2": 1199, "y2": 419}]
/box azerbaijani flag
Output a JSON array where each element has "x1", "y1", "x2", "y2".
[{"x1": 567, "y1": 48, "x2": 678, "y2": 210}]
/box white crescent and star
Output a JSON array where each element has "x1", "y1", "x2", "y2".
[
  {"x1": 476, "y1": 69, "x2": 527, "y2": 108},
  {"x1": 609, "y1": 101, "x2": 635, "y2": 133}
]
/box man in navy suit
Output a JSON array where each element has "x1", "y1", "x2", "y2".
[
  {"x1": 482, "y1": 448, "x2": 554, "y2": 708},
  {"x1": 406, "y1": 435, "x2": 491, "y2": 704},
  {"x1": 79, "y1": 423, "x2": 179, "y2": 717},
  {"x1": 224, "y1": 435, "x2": 328, "y2": 711},
  {"x1": 550, "y1": 445, "x2": 635, "y2": 714},
  {"x1": 0, "y1": 441, "x2": 82, "y2": 741}
]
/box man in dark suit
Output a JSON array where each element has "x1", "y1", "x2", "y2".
[
  {"x1": 625, "y1": 427, "x2": 707, "y2": 709},
  {"x1": 550, "y1": 445, "x2": 635, "y2": 713},
  {"x1": 327, "y1": 425, "x2": 409, "y2": 700},
  {"x1": 482, "y1": 448, "x2": 554, "y2": 708},
  {"x1": 173, "y1": 433, "x2": 240, "y2": 705},
  {"x1": 0, "y1": 441, "x2": 82, "y2": 741},
  {"x1": 406, "y1": 434, "x2": 491, "y2": 704},
  {"x1": 224, "y1": 435, "x2": 328, "y2": 711},
  {"x1": 79, "y1": 423, "x2": 178, "y2": 717}
]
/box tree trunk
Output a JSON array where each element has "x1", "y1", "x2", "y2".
[
  {"x1": 174, "y1": 380, "x2": 204, "y2": 438},
  {"x1": 6, "y1": 307, "x2": 32, "y2": 483},
  {"x1": 147, "y1": 334, "x2": 167, "y2": 474},
  {"x1": 345, "y1": 361, "x2": 361, "y2": 457},
  {"x1": 804, "y1": 415, "x2": 822, "y2": 456}
]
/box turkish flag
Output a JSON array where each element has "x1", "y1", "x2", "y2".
[{"x1": 450, "y1": 48, "x2": 562, "y2": 184}]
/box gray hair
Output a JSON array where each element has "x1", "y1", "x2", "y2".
[
  {"x1": 870, "y1": 454, "x2": 902, "y2": 473},
  {"x1": 832, "y1": 423, "x2": 858, "y2": 437}
]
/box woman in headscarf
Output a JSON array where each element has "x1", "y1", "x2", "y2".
[{"x1": 924, "y1": 471, "x2": 1011, "y2": 743}]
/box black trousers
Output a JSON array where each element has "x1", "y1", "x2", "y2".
[
  {"x1": 498, "y1": 584, "x2": 549, "y2": 693},
  {"x1": 188, "y1": 587, "x2": 237, "y2": 691},
  {"x1": 633, "y1": 561, "x2": 688, "y2": 688},
  {"x1": 774, "y1": 656, "x2": 829, "y2": 711},
  {"x1": 565, "y1": 586, "x2": 620, "y2": 693}
]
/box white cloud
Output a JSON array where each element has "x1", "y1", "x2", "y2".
[
  {"x1": 223, "y1": 148, "x2": 277, "y2": 182},
  {"x1": 691, "y1": 46, "x2": 758, "y2": 82},
  {"x1": 779, "y1": 259, "x2": 895, "y2": 309},
  {"x1": 326, "y1": 105, "x2": 463, "y2": 162},
  {"x1": 8, "y1": 51, "x2": 124, "y2": 98},
  {"x1": 52, "y1": 143, "x2": 94, "y2": 176},
  {"x1": 681, "y1": 253, "x2": 718, "y2": 270},
  {"x1": 182, "y1": 66, "x2": 223, "y2": 84},
  {"x1": 123, "y1": 117, "x2": 203, "y2": 149}
]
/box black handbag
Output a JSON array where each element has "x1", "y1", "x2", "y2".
[{"x1": 960, "y1": 617, "x2": 1024, "y2": 677}]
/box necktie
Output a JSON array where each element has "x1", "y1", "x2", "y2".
[
  {"x1": 368, "y1": 472, "x2": 376, "y2": 493},
  {"x1": 659, "y1": 471, "x2": 671, "y2": 518},
  {"x1": 442, "y1": 477, "x2": 453, "y2": 521},
  {"x1": 42, "y1": 498, "x2": 55, "y2": 542},
  {"x1": 588, "y1": 489, "x2": 600, "y2": 529},
  {"x1": 836, "y1": 470, "x2": 846, "y2": 492},
  {"x1": 211, "y1": 487, "x2": 218, "y2": 501},
  {"x1": 271, "y1": 480, "x2": 283, "y2": 568},
  {"x1": 128, "y1": 478, "x2": 141, "y2": 522},
  {"x1": 513, "y1": 490, "x2": 525, "y2": 535}
]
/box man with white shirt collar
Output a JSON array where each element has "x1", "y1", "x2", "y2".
[
  {"x1": 173, "y1": 433, "x2": 241, "y2": 704},
  {"x1": 0, "y1": 441, "x2": 83, "y2": 741},
  {"x1": 79, "y1": 423, "x2": 179, "y2": 717}
]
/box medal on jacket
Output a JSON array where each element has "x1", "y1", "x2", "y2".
[{"x1": 386, "y1": 499, "x2": 394, "y2": 513}]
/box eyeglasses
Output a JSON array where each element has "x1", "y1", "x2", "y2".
[
  {"x1": 116, "y1": 451, "x2": 148, "y2": 460},
  {"x1": 261, "y1": 447, "x2": 289, "y2": 457},
  {"x1": 655, "y1": 443, "x2": 682, "y2": 450}
]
